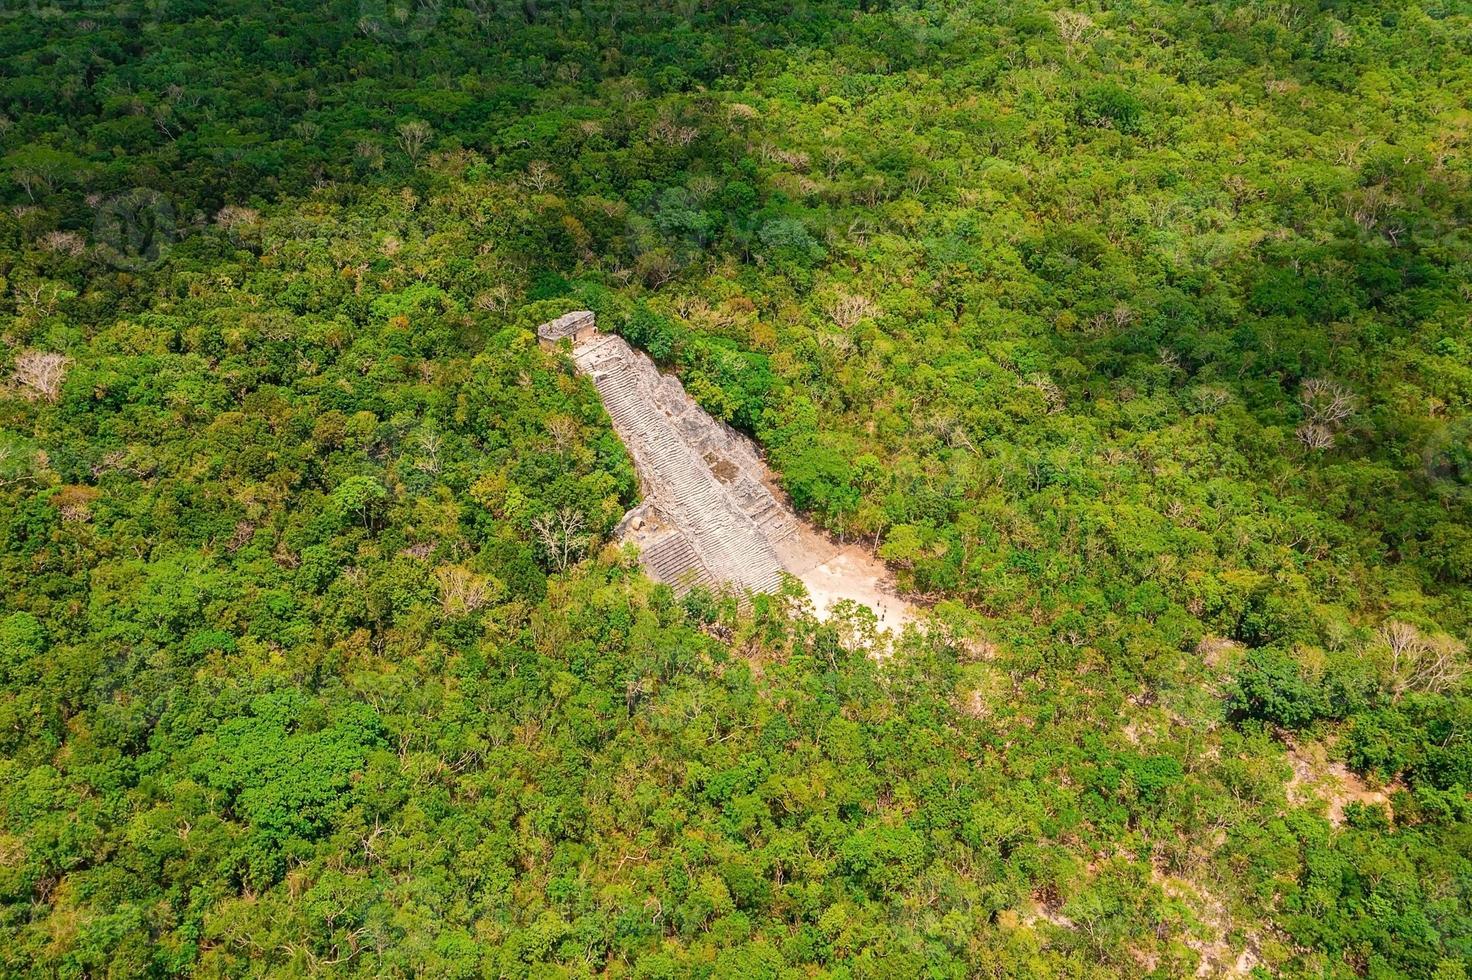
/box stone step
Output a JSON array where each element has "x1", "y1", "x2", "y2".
[
  {"x1": 640, "y1": 534, "x2": 714, "y2": 593},
  {"x1": 570, "y1": 333, "x2": 791, "y2": 598}
]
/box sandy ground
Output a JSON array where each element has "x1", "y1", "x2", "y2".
[
  {"x1": 794, "y1": 547, "x2": 917, "y2": 629},
  {"x1": 776, "y1": 524, "x2": 919, "y2": 632}
]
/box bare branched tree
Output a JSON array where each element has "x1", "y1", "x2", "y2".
[
  {"x1": 0, "y1": 445, "x2": 39, "y2": 489},
  {"x1": 14, "y1": 282, "x2": 65, "y2": 321},
  {"x1": 821, "y1": 146, "x2": 847, "y2": 180},
  {"x1": 650, "y1": 110, "x2": 699, "y2": 147},
  {"x1": 1053, "y1": 10, "x2": 1095, "y2": 53},
  {"x1": 1026, "y1": 373, "x2": 1066, "y2": 414},
  {"x1": 1337, "y1": 137, "x2": 1369, "y2": 167},
  {"x1": 1377, "y1": 620, "x2": 1468, "y2": 700},
  {"x1": 522, "y1": 160, "x2": 559, "y2": 193},
  {"x1": 474, "y1": 285, "x2": 511, "y2": 312},
  {"x1": 531, "y1": 507, "x2": 588, "y2": 572},
  {"x1": 415, "y1": 429, "x2": 442, "y2": 474},
  {"x1": 355, "y1": 140, "x2": 385, "y2": 171},
  {"x1": 826, "y1": 292, "x2": 879, "y2": 330},
  {"x1": 1296, "y1": 422, "x2": 1335, "y2": 451},
  {"x1": 395, "y1": 120, "x2": 433, "y2": 165},
  {"x1": 435, "y1": 564, "x2": 496, "y2": 615},
  {"x1": 817, "y1": 329, "x2": 853, "y2": 359},
  {"x1": 37, "y1": 231, "x2": 86, "y2": 256},
  {"x1": 215, "y1": 205, "x2": 260, "y2": 230},
  {"x1": 544, "y1": 414, "x2": 579, "y2": 455},
  {"x1": 1347, "y1": 184, "x2": 1400, "y2": 238},
  {"x1": 1300, "y1": 378, "x2": 1357, "y2": 426},
  {"x1": 12, "y1": 350, "x2": 70, "y2": 403},
  {"x1": 1297, "y1": 378, "x2": 1357, "y2": 451},
  {"x1": 1192, "y1": 385, "x2": 1230, "y2": 413}
]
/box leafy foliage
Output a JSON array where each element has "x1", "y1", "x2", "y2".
[{"x1": 1, "y1": 0, "x2": 1470, "y2": 976}]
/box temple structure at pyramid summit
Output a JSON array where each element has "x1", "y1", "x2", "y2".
[{"x1": 538, "y1": 311, "x2": 915, "y2": 629}]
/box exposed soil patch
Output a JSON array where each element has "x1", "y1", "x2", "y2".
[
  {"x1": 775, "y1": 523, "x2": 917, "y2": 630},
  {"x1": 1152, "y1": 861, "x2": 1262, "y2": 977},
  {"x1": 1285, "y1": 740, "x2": 1396, "y2": 826}
]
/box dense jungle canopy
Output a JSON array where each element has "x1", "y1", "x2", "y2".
[{"x1": 1, "y1": 0, "x2": 1471, "y2": 976}]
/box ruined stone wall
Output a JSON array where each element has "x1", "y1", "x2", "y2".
[{"x1": 536, "y1": 310, "x2": 597, "y2": 350}]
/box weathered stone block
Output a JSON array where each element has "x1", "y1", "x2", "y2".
[{"x1": 536, "y1": 310, "x2": 597, "y2": 350}]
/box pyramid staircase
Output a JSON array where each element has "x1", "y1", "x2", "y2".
[{"x1": 574, "y1": 334, "x2": 788, "y2": 596}]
